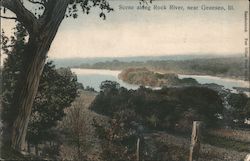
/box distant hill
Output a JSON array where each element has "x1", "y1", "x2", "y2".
[
  {"x1": 49, "y1": 54, "x2": 238, "y2": 68},
  {"x1": 49, "y1": 54, "x2": 247, "y2": 80}
]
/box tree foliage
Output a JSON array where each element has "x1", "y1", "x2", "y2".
[
  {"x1": 93, "y1": 108, "x2": 138, "y2": 161},
  {"x1": 91, "y1": 81, "x2": 224, "y2": 131},
  {"x1": 27, "y1": 64, "x2": 78, "y2": 145},
  {"x1": 228, "y1": 93, "x2": 250, "y2": 126},
  {"x1": 2, "y1": 24, "x2": 28, "y2": 129}
]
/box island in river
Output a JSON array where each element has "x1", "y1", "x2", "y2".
[{"x1": 118, "y1": 67, "x2": 199, "y2": 87}]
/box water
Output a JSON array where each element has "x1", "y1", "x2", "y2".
[
  {"x1": 71, "y1": 68, "x2": 250, "y2": 95},
  {"x1": 71, "y1": 68, "x2": 138, "y2": 91},
  {"x1": 179, "y1": 74, "x2": 250, "y2": 96},
  {"x1": 179, "y1": 74, "x2": 249, "y2": 90}
]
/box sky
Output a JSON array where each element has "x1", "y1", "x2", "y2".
[{"x1": 1, "y1": 0, "x2": 249, "y2": 59}]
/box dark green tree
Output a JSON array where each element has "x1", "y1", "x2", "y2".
[
  {"x1": 228, "y1": 93, "x2": 250, "y2": 126},
  {"x1": 27, "y1": 64, "x2": 78, "y2": 149},
  {"x1": 2, "y1": 24, "x2": 28, "y2": 132},
  {"x1": 2, "y1": 23, "x2": 78, "y2": 155},
  {"x1": 100, "y1": 80, "x2": 120, "y2": 92}
]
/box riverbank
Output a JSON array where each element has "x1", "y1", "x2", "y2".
[
  {"x1": 71, "y1": 68, "x2": 250, "y2": 97},
  {"x1": 74, "y1": 66, "x2": 248, "y2": 81},
  {"x1": 117, "y1": 68, "x2": 249, "y2": 91},
  {"x1": 72, "y1": 56, "x2": 248, "y2": 81}
]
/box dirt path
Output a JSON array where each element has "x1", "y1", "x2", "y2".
[
  {"x1": 208, "y1": 128, "x2": 250, "y2": 142},
  {"x1": 78, "y1": 91, "x2": 108, "y2": 161}
]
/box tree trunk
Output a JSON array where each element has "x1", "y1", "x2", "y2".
[
  {"x1": 11, "y1": 42, "x2": 47, "y2": 151},
  {"x1": 10, "y1": 0, "x2": 69, "y2": 152}
]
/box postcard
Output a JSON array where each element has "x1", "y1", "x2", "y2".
[{"x1": 0, "y1": 0, "x2": 249, "y2": 161}]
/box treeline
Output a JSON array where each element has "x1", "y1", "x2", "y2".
[
  {"x1": 91, "y1": 81, "x2": 225, "y2": 130},
  {"x1": 76, "y1": 57, "x2": 246, "y2": 80},
  {"x1": 92, "y1": 81, "x2": 250, "y2": 131}
]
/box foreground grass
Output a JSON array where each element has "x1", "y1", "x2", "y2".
[
  {"x1": 165, "y1": 129, "x2": 250, "y2": 153},
  {"x1": 203, "y1": 134, "x2": 250, "y2": 152},
  {"x1": 1, "y1": 145, "x2": 41, "y2": 160},
  {"x1": 1, "y1": 145, "x2": 26, "y2": 160}
]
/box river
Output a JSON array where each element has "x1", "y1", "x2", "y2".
[
  {"x1": 71, "y1": 68, "x2": 250, "y2": 96},
  {"x1": 71, "y1": 68, "x2": 138, "y2": 91}
]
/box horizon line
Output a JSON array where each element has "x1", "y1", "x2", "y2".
[{"x1": 48, "y1": 53, "x2": 243, "y2": 59}]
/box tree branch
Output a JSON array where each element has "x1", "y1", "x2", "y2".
[
  {"x1": 0, "y1": 15, "x2": 17, "y2": 20},
  {"x1": 27, "y1": 0, "x2": 44, "y2": 6},
  {"x1": 1, "y1": 44, "x2": 15, "y2": 49},
  {"x1": 1, "y1": 0, "x2": 41, "y2": 34},
  {"x1": 39, "y1": 0, "x2": 69, "y2": 51}
]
